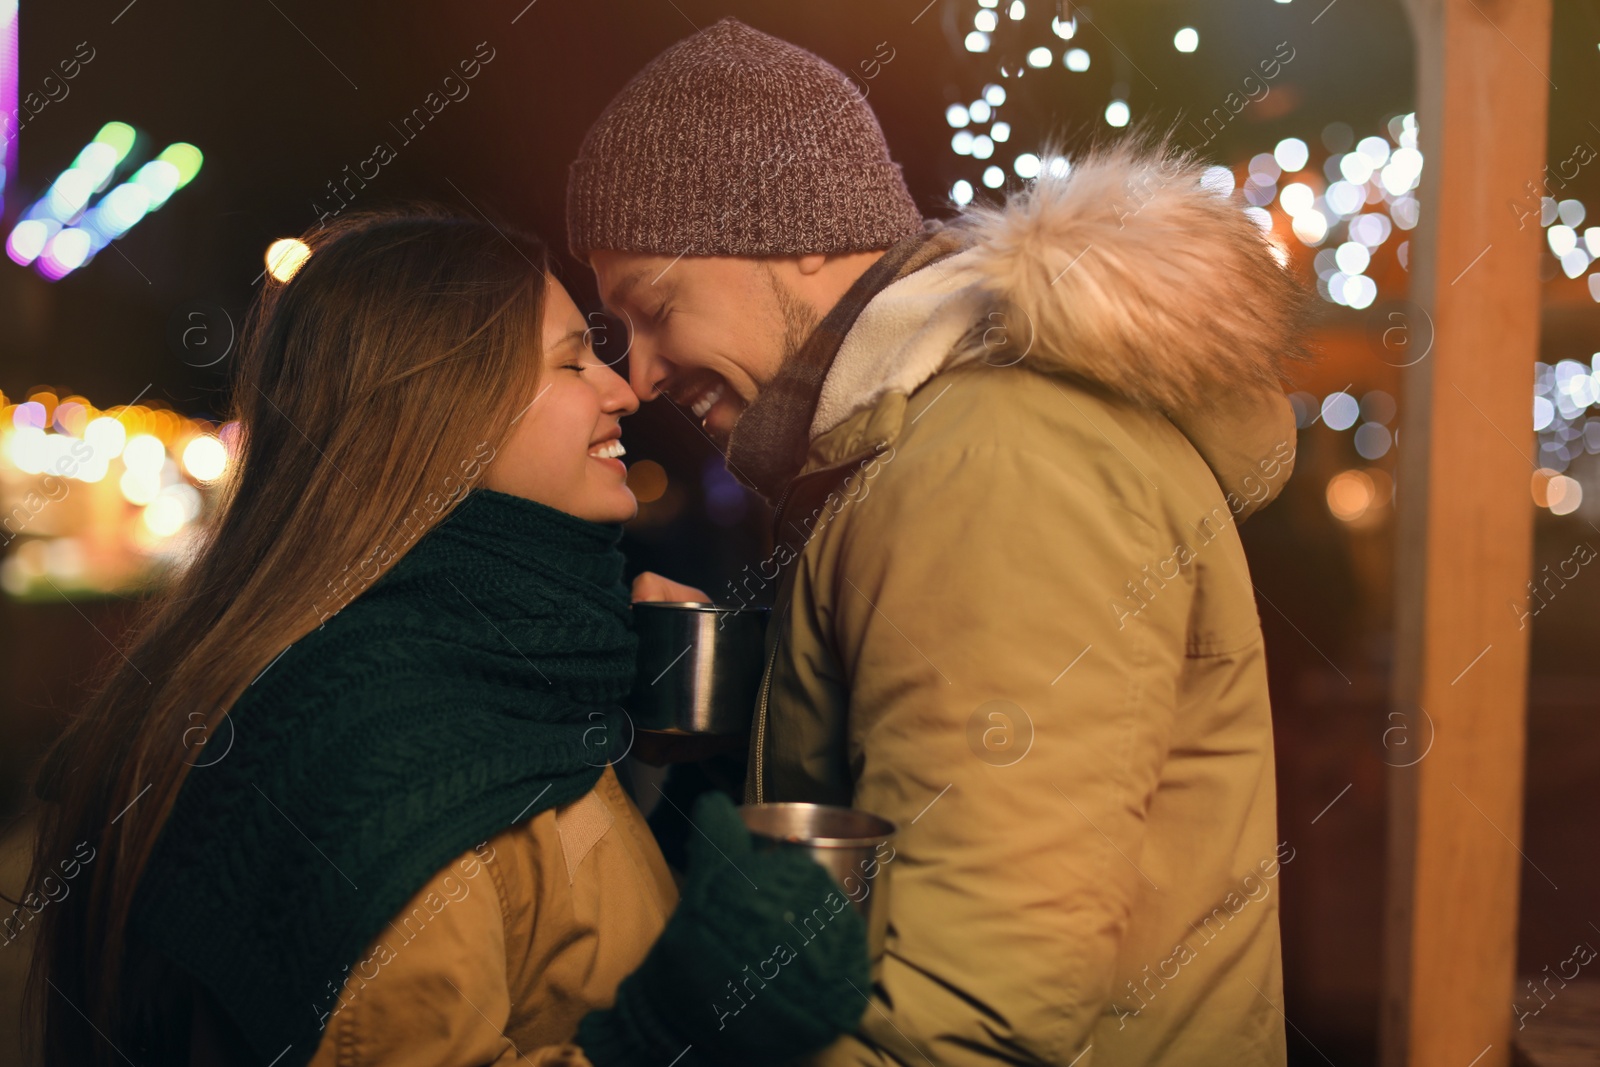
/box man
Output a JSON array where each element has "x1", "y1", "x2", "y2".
[{"x1": 570, "y1": 17, "x2": 1308, "y2": 1066}]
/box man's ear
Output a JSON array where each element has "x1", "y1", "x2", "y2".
[{"x1": 796, "y1": 253, "x2": 828, "y2": 276}]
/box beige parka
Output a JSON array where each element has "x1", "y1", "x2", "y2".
[{"x1": 741, "y1": 139, "x2": 1306, "y2": 1067}]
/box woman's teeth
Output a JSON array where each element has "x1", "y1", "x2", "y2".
[
  {"x1": 589, "y1": 440, "x2": 626, "y2": 460},
  {"x1": 690, "y1": 383, "x2": 724, "y2": 418}
]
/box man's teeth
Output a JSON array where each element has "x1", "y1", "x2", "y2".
[
  {"x1": 690, "y1": 383, "x2": 724, "y2": 418},
  {"x1": 589, "y1": 440, "x2": 626, "y2": 460}
]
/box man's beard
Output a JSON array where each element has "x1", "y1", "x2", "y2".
[
  {"x1": 765, "y1": 264, "x2": 822, "y2": 382},
  {"x1": 708, "y1": 264, "x2": 820, "y2": 448}
]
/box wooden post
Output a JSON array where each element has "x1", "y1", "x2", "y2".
[{"x1": 1383, "y1": 2, "x2": 1552, "y2": 1066}]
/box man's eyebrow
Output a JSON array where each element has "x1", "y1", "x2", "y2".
[{"x1": 607, "y1": 268, "x2": 652, "y2": 309}]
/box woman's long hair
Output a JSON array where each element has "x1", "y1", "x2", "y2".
[{"x1": 20, "y1": 205, "x2": 553, "y2": 1063}]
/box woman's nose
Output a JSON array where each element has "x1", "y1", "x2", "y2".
[{"x1": 600, "y1": 362, "x2": 641, "y2": 415}]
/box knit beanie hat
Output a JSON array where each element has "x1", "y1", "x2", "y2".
[{"x1": 567, "y1": 17, "x2": 924, "y2": 261}]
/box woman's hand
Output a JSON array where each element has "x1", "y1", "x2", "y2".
[
  {"x1": 575, "y1": 793, "x2": 870, "y2": 1067},
  {"x1": 631, "y1": 571, "x2": 712, "y2": 604}
]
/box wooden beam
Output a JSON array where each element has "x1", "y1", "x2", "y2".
[{"x1": 1384, "y1": 2, "x2": 1552, "y2": 1066}]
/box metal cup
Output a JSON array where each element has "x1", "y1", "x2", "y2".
[
  {"x1": 629, "y1": 602, "x2": 770, "y2": 735},
  {"x1": 739, "y1": 802, "x2": 898, "y2": 963}
]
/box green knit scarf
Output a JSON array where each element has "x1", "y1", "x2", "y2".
[{"x1": 129, "y1": 486, "x2": 638, "y2": 1067}]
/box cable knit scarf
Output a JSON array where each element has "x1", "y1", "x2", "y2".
[{"x1": 129, "y1": 486, "x2": 638, "y2": 1067}]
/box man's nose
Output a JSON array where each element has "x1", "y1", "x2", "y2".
[{"x1": 628, "y1": 341, "x2": 670, "y2": 402}]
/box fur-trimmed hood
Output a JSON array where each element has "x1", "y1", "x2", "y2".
[{"x1": 811, "y1": 135, "x2": 1312, "y2": 519}]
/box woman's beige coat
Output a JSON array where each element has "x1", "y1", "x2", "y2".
[{"x1": 192, "y1": 764, "x2": 677, "y2": 1066}]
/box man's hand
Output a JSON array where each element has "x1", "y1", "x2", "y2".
[{"x1": 631, "y1": 571, "x2": 713, "y2": 604}]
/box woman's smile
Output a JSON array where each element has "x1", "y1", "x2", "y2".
[{"x1": 588, "y1": 434, "x2": 627, "y2": 471}]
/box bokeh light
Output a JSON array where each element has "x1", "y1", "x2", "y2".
[
  {"x1": 1327, "y1": 470, "x2": 1375, "y2": 522},
  {"x1": 1322, "y1": 392, "x2": 1360, "y2": 431},
  {"x1": 626, "y1": 459, "x2": 668, "y2": 504},
  {"x1": 1532, "y1": 468, "x2": 1583, "y2": 515},
  {"x1": 182, "y1": 435, "x2": 229, "y2": 483},
  {"x1": 265, "y1": 238, "x2": 312, "y2": 283}
]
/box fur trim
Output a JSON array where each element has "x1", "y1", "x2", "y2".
[
  {"x1": 810, "y1": 251, "x2": 993, "y2": 439},
  {"x1": 944, "y1": 131, "x2": 1314, "y2": 414}
]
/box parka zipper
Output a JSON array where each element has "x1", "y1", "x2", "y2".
[
  {"x1": 750, "y1": 620, "x2": 782, "y2": 803},
  {"x1": 750, "y1": 477, "x2": 798, "y2": 805},
  {"x1": 749, "y1": 443, "x2": 886, "y2": 804}
]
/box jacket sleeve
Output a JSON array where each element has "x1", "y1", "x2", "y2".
[
  {"x1": 808, "y1": 438, "x2": 1190, "y2": 1066},
  {"x1": 304, "y1": 835, "x2": 595, "y2": 1067}
]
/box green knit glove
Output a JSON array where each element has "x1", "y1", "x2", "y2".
[{"x1": 576, "y1": 792, "x2": 871, "y2": 1067}]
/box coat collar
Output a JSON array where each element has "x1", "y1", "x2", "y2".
[
  {"x1": 786, "y1": 132, "x2": 1314, "y2": 521},
  {"x1": 723, "y1": 225, "x2": 970, "y2": 504}
]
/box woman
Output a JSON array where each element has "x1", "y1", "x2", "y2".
[{"x1": 21, "y1": 208, "x2": 868, "y2": 1066}]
